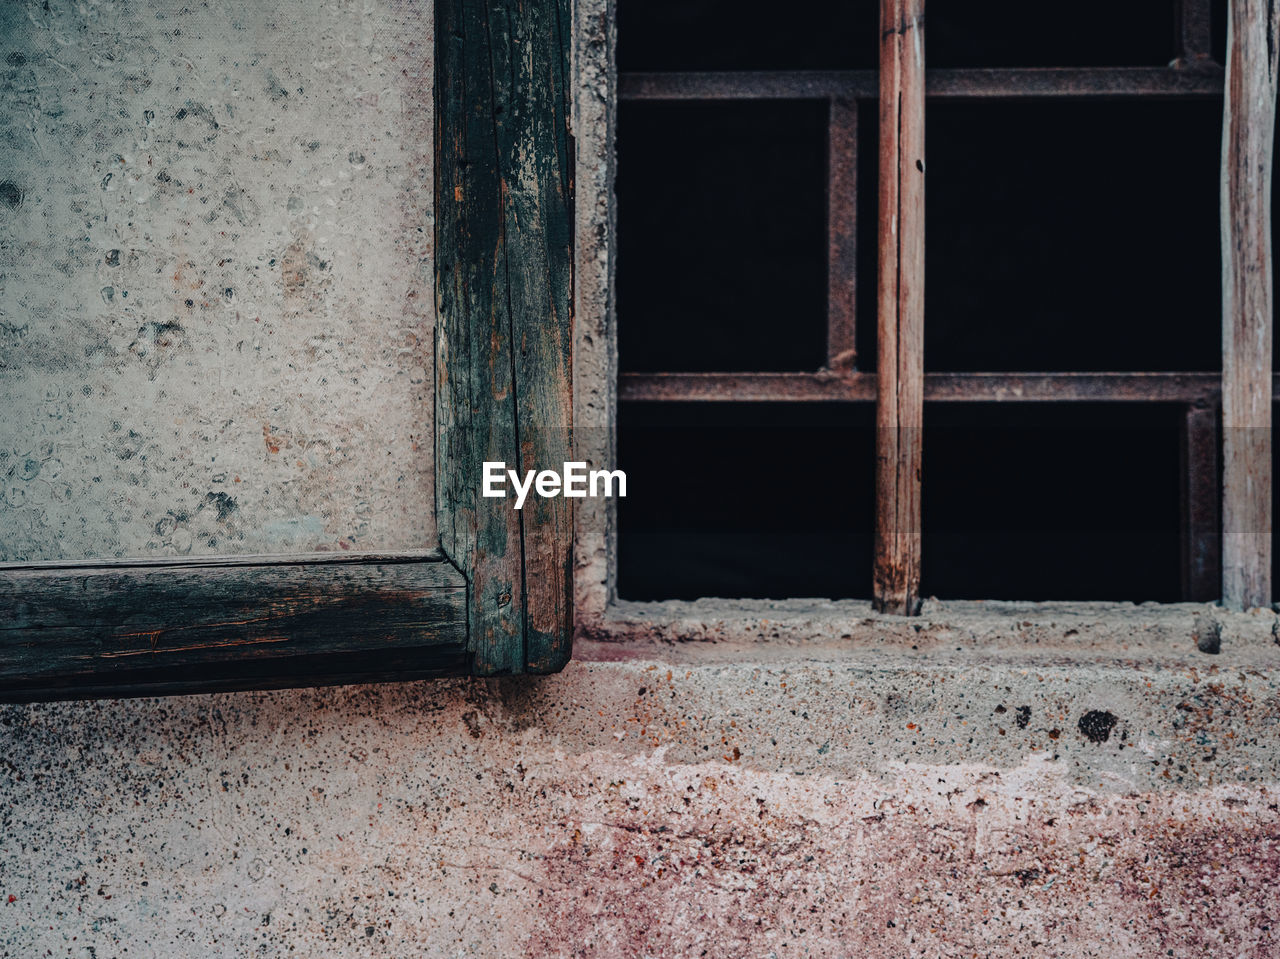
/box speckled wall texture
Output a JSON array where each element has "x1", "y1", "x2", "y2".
[
  {"x1": 5, "y1": 3, "x2": 1280, "y2": 957},
  {"x1": 0, "y1": 0, "x2": 435, "y2": 561},
  {"x1": 3, "y1": 630, "x2": 1280, "y2": 958}
]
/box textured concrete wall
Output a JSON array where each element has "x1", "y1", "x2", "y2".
[
  {"x1": 0, "y1": 0, "x2": 435, "y2": 561},
  {"x1": 2, "y1": 619, "x2": 1279, "y2": 957},
  {"x1": 4, "y1": 3, "x2": 1280, "y2": 957}
]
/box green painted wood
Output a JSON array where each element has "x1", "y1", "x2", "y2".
[
  {"x1": 0, "y1": 647, "x2": 471, "y2": 704},
  {"x1": 487, "y1": 0, "x2": 574, "y2": 673},
  {"x1": 0, "y1": 557, "x2": 468, "y2": 700},
  {"x1": 436, "y1": 0, "x2": 526, "y2": 674},
  {"x1": 436, "y1": 0, "x2": 575, "y2": 674}
]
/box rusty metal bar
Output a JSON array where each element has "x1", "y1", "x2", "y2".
[
  {"x1": 929, "y1": 66, "x2": 1223, "y2": 98},
  {"x1": 1180, "y1": 402, "x2": 1222, "y2": 601},
  {"x1": 826, "y1": 99, "x2": 858, "y2": 371},
  {"x1": 620, "y1": 372, "x2": 1229, "y2": 404},
  {"x1": 621, "y1": 70, "x2": 874, "y2": 100},
  {"x1": 619, "y1": 67, "x2": 1223, "y2": 102},
  {"x1": 1176, "y1": 0, "x2": 1216, "y2": 66}
]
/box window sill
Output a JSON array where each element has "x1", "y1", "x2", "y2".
[{"x1": 581, "y1": 597, "x2": 1280, "y2": 663}]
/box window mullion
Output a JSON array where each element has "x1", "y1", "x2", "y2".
[
  {"x1": 873, "y1": 0, "x2": 927, "y2": 615},
  {"x1": 1220, "y1": 0, "x2": 1278, "y2": 610}
]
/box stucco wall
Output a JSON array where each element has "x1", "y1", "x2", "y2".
[
  {"x1": 0, "y1": 0, "x2": 435, "y2": 562},
  {"x1": 2, "y1": 615, "x2": 1280, "y2": 957},
  {"x1": 4, "y1": 3, "x2": 1280, "y2": 957}
]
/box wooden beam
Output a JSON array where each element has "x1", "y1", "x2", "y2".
[
  {"x1": 437, "y1": 0, "x2": 524, "y2": 672},
  {"x1": 436, "y1": 0, "x2": 575, "y2": 671},
  {"x1": 874, "y1": 0, "x2": 926, "y2": 616},
  {"x1": 1221, "y1": 0, "x2": 1279, "y2": 610},
  {"x1": 486, "y1": 0, "x2": 575, "y2": 673},
  {"x1": 0, "y1": 558, "x2": 468, "y2": 701}
]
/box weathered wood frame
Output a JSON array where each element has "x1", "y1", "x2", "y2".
[
  {"x1": 435, "y1": 0, "x2": 575, "y2": 674},
  {"x1": 0, "y1": 0, "x2": 575, "y2": 700},
  {"x1": 1221, "y1": 0, "x2": 1279, "y2": 610},
  {"x1": 604, "y1": 0, "x2": 1277, "y2": 615},
  {"x1": 874, "y1": 0, "x2": 926, "y2": 615}
]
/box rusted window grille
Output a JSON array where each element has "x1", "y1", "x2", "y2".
[{"x1": 616, "y1": 0, "x2": 1275, "y2": 612}]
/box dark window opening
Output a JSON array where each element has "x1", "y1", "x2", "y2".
[
  {"x1": 926, "y1": 99, "x2": 1222, "y2": 373},
  {"x1": 928, "y1": 0, "x2": 1182, "y2": 68},
  {"x1": 617, "y1": 100, "x2": 829, "y2": 373},
  {"x1": 1210, "y1": 0, "x2": 1230, "y2": 63},
  {"x1": 920, "y1": 404, "x2": 1183, "y2": 602},
  {"x1": 618, "y1": 0, "x2": 879, "y2": 72},
  {"x1": 616, "y1": 1, "x2": 1224, "y2": 605},
  {"x1": 618, "y1": 403, "x2": 875, "y2": 601}
]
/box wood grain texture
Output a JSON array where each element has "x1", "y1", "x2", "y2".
[
  {"x1": 490, "y1": 0, "x2": 574, "y2": 673},
  {"x1": 0, "y1": 558, "x2": 468, "y2": 700},
  {"x1": 1221, "y1": 0, "x2": 1279, "y2": 610},
  {"x1": 874, "y1": 0, "x2": 926, "y2": 616},
  {"x1": 436, "y1": 0, "x2": 525, "y2": 673},
  {"x1": 435, "y1": 0, "x2": 574, "y2": 672}
]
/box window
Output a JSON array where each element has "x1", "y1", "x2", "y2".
[
  {"x1": 0, "y1": 0, "x2": 574, "y2": 699},
  {"x1": 2, "y1": 0, "x2": 1274, "y2": 698},
  {"x1": 577, "y1": 0, "x2": 1276, "y2": 628}
]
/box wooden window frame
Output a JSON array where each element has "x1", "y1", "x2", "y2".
[
  {"x1": 581, "y1": 0, "x2": 1278, "y2": 629},
  {"x1": 4, "y1": 0, "x2": 1271, "y2": 696},
  {"x1": 0, "y1": 0, "x2": 575, "y2": 701}
]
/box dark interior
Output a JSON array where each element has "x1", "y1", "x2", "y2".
[
  {"x1": 616, "y1": 1, "x2": 1234, "y2": 603},
  {"x1": 617, "y1": 0, "x2": 880, "y2": 72},
  {"x1": 618, "y1": 0, "x2": 1196, "y2": 72},
  {"x1": 616, "y1": 100, "x2": 829, "y2": 373},
  {"x1": 617, "y1": 402, "x2": 876, "y2": 601},
  {"x1": 926, "y1": 0, "x2": 1181, "y2": 69},
  {"x1": 925, "y1": 98, "x2": 1222, "y2": 372},
  {"x1": 919, "y1": 403, "x2": 1182, "y2": 602}
]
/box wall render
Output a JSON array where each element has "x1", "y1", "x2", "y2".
[
  {"x1": 3, "y1": 613, "x2": 1280, "y2": 956},
  {"x1": 3, "y1": 2, "x2": 1280, "y2": 957}
]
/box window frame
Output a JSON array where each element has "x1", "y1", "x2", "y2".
[
  {"x1": 0, "y1": 0, "x2": 575, "y2": 700},
  {"x1": 2, "y1": 0, "x2": 1272, "y2": 695},
  {"x1": 580, "y1": 0, "x2": 1277, "y2": 631}
]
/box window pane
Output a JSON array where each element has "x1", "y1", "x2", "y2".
[
  {"x1": 929, "y1": 0, "x2": 1181, "y2": 68},
  {"x1": 921, "y1": 404, "x2": 1182, "y2": 601},
  {"x1": 618, "y1": 101, "x2": 829, "y2": 373},
  {"x1": 926, "y1": 99, "x2": 1222, "y2": 372},
  {"x1": 618, "y1": 403, "x2": 874, "y2": 600},
  {"x1": 619, "y1": 0, "x2": 878, "y2": 72},
  {"x1": 0, "y1": 1, "x2": 434, "y2": 561}
]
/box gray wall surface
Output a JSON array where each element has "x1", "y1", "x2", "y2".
[
  {"x1": 2, "y1": 624, "x2": 1280, "y2": 957},
  {"x1": 0, "y1": 0, "x2": 436, "y2": 562},
  {"x1": 4, "y1": 3, "x2": 1280, "y2": 957}
]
